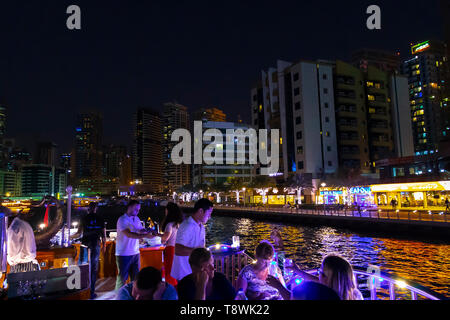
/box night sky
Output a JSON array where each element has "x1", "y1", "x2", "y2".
[{"x1": 0, "y1": 0, "x2": 445, "y2": 155}]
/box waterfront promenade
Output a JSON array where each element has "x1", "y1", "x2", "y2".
[{"x1": 181, "y1": 204, "x2": 450, "y2": 238}]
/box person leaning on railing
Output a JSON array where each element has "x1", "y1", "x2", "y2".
[{"x1": 286, "y1": 254, "x2": 363, "y2": 300}]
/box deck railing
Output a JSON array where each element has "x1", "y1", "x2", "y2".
[
  {"x1": 213, "y1": 250, "x2": 447, "y2": 300},
  {"x1": 207, "y1": 204, "x2": 450, "y2": 224}
]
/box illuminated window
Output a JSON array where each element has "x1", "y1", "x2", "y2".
[
  {"x1": 369, "y1": 108, "x2": 376, "y2": 114},
  {"x1": 375, "y1": 83, "x2": 381, "y2": 89},
  {"x1": 368, "y1": 95, "x2": 375, "y2": 101},
  {"x1": 366, "y1": 81, "x2": 374, "y2": 87},
  {"x1": 430, "y1": 83, "x2": 438, "y2": 89},
  {"x1": 280, "y1": 138, "x2": 283, "y2": 145},
  {"x1": 259, "y1": 105, "x2": 263, "y2": 112}
]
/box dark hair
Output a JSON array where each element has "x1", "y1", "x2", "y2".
[
  {"x1": 127, "y1": 200, "x2": 140, "y2": 210},
  {"x1": 189, "y1": 248, "x2": 212, "y2": 269},
  {"x1": 321, "y1": 255, "x2": 359, "y2": 300},
  {"x1": 292, "y1": 281, "x2": 341, "y2": 300},
  {"x1": 193, "y1": 198, "x2": 213, "y2": 213},
  {"x1": 255, "y1": 240, "x2": 274, "y2": 260},
  {"x1": 161, "y1": 202, "x2": 183, "y2": 232},
  {"x1": 136, "y1": 267, "x2": 162, "y2": 290},
  {"x1": 88, "y1": 202, "x2": 98, "y2": 214}
]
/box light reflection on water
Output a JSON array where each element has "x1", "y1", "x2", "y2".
[{"x1": 206, "y1": 216, "x2": 450, "y2": 297}]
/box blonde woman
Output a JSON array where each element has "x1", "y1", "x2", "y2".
[{"x1": 287, "y1": 254, "x2": 363, "y2": 300}]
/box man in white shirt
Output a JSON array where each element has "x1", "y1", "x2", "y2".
[
  {"x1": 7, "y1": 211, "x2": 40, "y2": 273},
  {"x1": 171, "y1": 198, "x2": 213, "y2": 281},
  {"x1": 115, "y1": 200, "x2": 153, "y2": 290}
]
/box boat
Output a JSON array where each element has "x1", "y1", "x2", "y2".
[{"x1": 0, "y1": 200, "x2": 447, "y2": 301}]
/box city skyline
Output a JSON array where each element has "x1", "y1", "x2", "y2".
[{"x1": 0, "y1": 0, "x2": 446, "y2": 154}]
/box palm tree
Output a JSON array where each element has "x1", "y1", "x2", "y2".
[
  {"x1": 228, "y1": 177, "x2": 247, "y2": 204},
  {"x1": 209, "y1": 181, "x2": 228, "y2": 203},
  {"x1": 284, "y1": 173, "x2": 313, "y2": 205},
  {"x1": 250, "y1": 175, "x2": 276, "y2": 205}
]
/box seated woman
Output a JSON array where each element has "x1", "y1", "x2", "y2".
[
  {"x1": 291, "y1": 281, "x2": 340, "y2": 300},
  {"x1": 177, "y1": 248, "x2": 236, "y2": 300},
  {"x1": 236, "y1": 241, "x2": 290, "y2": 300},
  {"x1": 116, "y1": 266, "x2": 178, "y2": 300},
  {"x1": 286, "y1": 254, "x2": 363, "y2": 300}
]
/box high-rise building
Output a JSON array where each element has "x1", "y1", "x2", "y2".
[
  {"x1": 0, "y1": 169, "x2": 22, "y2": 197},
  {"x1": 0, "y1": 105, "x2": 7, "y2": 169},
  {"x1": 401, "y1": 40, "x2": 450, "y2": 155},
  {"x1": 120, "y1": 154, "x2": 132, "y2": 186},
  {"x1": 103, "y1": 145, "x2": 127, "y2": 178},
  {"x1": 440, "y1": 1, "x2": 450, "y2": 151},
  {"x1": 6, "y1": 148, "x2": 33, "y2": 171},
  {"x1": 352, "y1": 49, "x2": 401, "y2": 73},
  {"x1": 21, "y1": 164, "x2": 66, "y2": 198},
  {"x1": 163, "y1": 102, "x2": 191, "y2": 192},
  {"x1": 334, "y1": 61, "x2": 413, "y2": 175},
  {"x1": 193, "y1": 107, "x2": 227, "y2": 122},
  {"x1": 60, "y1": 153, "x2": 71, "y2": 172},
  {"x1": 73, "y1": 112, "x2": 103, "y2": 180},
  {"x1": 192, "y1": 121, "x2": 255, "y2": 186},
  {"x1": 251, "y1": 59, "x2": 413, "y2": 181},
  {"x1": 132, "y1": 108, "x2": 163, "y2": 193},
  {"x1": 35, "y1": 142, "x2": 57, "y2": 166},
  {"x1": 251, "y1": 60, "x2": 338, "y2": 180}
]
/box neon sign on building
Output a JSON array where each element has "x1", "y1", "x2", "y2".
[{"x1": 411, "y1": 41, "x2": 430, "y2": 54}]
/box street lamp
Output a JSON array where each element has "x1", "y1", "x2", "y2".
[
  {"x1": 321, "y1": 182, "x2": 326, "y2": 214},
  {"x1": 242, "y1": 188, "x2": 246, "y2": 207}
]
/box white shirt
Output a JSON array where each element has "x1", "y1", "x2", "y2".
[
  {"x1": 115, "y1": 213, "x2": 144, "y2": 256},
  {"x1": 171, "y1": 216, "x2": 205, "y2": 280},
  {"x1": 7, "y1": 218, "x2": 38, "y2": 266},
  {"x1": 164, "y1": 222, "x2": 178, "y2": 247}
]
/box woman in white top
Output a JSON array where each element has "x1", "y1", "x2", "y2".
[{"x1": 160, "y1": 202, "x2": 183, "y2": 286}]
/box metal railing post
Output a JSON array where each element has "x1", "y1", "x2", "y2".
[{"x1": 389, "y1": 282, "x2": 396, "y2": 300}]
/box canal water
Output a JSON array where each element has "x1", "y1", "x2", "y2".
[{"x1": 206, "y1": 215, "x2": 450, "y2": 297}]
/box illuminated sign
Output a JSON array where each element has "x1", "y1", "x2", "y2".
[
  {"x1": 349, "y1": 187, "x2": 371, "y2": 194},
  {"x1": 268, "y1": 195, "x2": 285, "y2": 205},
  {"x1": 320, "y1": 191, "x2": 343, "y2": 196},
  {"x1": 411, "y1": 41, "x2": 430, "y2": 54},
  {"x1": 371, "y1": 181, "x2": 450, "y2": 193}
]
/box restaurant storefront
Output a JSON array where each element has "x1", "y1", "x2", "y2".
[
  {"x1": 371, "y1": 181, "x2": 450, "y2": 210},
  {"x1": 317, "y1": 186, "x2": 375, "y2": 207},
  {"x1": 251, "y1": 195, "x2": 296, "y2": 205}
]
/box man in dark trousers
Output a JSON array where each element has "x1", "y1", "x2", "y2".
[{"x1": 72, "y1": 202, "x2": 106, "y2": 299}]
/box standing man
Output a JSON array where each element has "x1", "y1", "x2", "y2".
[
  {"x1": 171, "y1": 198, "x2": 213, "y2": 282},
  {"x1": 445, "y1": 198, "x2": 449, "y2": 213},
  {"x1": 72, "y1": 202, "x2": 106, "y2": 299},
  {"x1": 115, "y1": 200, "x2": 152, "y2": 290}
]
